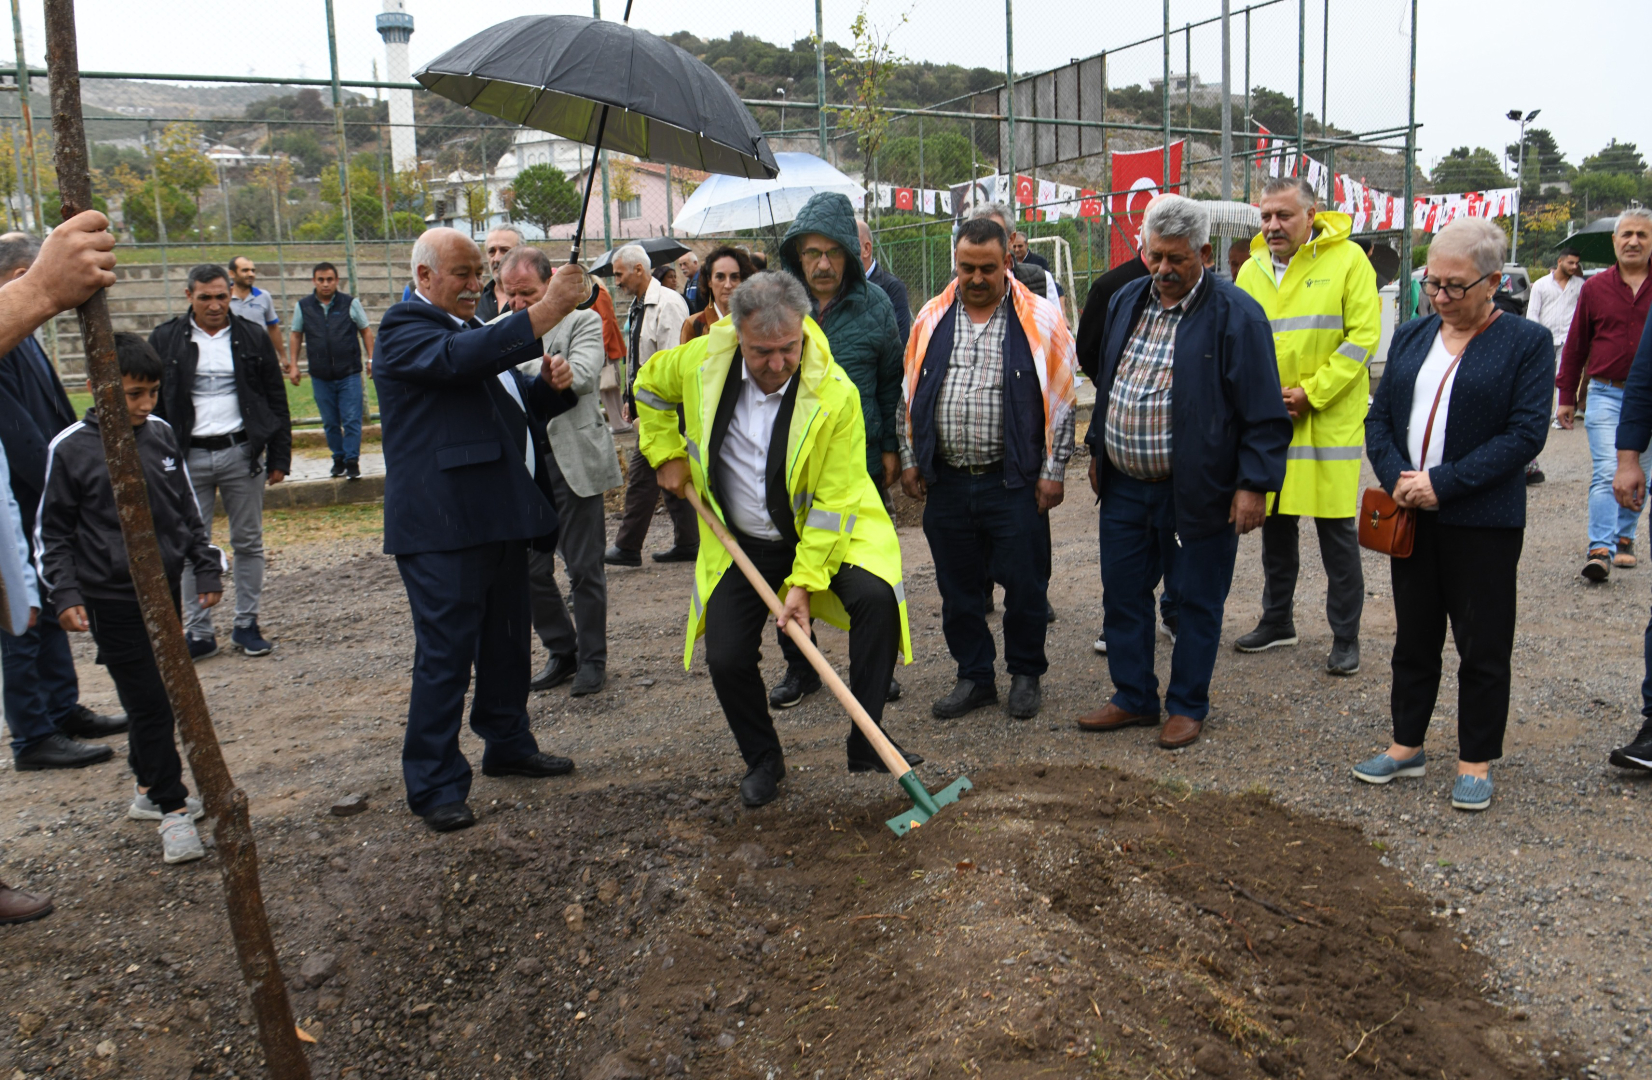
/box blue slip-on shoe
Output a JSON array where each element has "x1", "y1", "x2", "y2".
[
  {"x1": 1451, "y1": 773, "x2": 1493, "y2": 811},
  {"x1": 1352, "y1": 749, "x2": 1426, "y2": 785}
]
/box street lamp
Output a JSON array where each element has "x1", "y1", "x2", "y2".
[{"x1": 1507, "y1": 108, "x2": 1540, "y2": 265}]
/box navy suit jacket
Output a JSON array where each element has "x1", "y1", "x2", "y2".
[
  {"x1": 1367, "y1": 312, "x2": 1553, "y2": 530},
  {"x1": 1087, "y1": 275, "x2": 1292, "y2": 540},
  {"x1": 1614, "y1": 312, "x2": 1652, "y2": 454},
  {"x1": 0, "y1": 336, "x2": 77, "y2": 548},
  {"x1": 374, "y1": 301, "x2": 579, "y2": 556}
]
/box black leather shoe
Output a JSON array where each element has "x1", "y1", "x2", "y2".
[
  {"x1": 651, "y1": 545, "x2": 699, "y2": 563},
  {"x1": 931, "y1": 678, "x2": 997, "y2": 719},
  {"x1": 482, "y1": 752, "x2": 576, "y2": 778},
  {"x1": 739, "y1": 755, "x2": 786, "y2": 807},
  {"x1": 58, "y1": 704, "x2": 129, "y2": 738},
  {"x1": 768, "y1": 669, "x2": 821, "y2": 709},
  {"x1": 603, "y1": 545, "x2": 641, "y2": 567},
  {"x1": 1045, "y1": 601, "x2": 1057, "y2": 624},
  {"x1": 1007, "y1": 674, "x2": 1042, "y2": 719},
  {"x1": 15, "y1": 734, "x2": 114, "y2": 771},
  {"x1": 531, "y1": 653, "x2": 577, "y2": 692},
  {"x1": 847, "y1": 743, "x2": 924, "y2": 774},
  {"x1": 423, "y1": 801, "x2": 476, "y2": 833},
  {"x1": 886, "y1": 677, "x2": 901, "y2": 703},
  {"x1": 570, "y1": 664, "x2": 605, "y2": 697}
]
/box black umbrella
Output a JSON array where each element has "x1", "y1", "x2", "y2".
[
  {"x1": 1554, "y1": 217, "x2": 1619, "y2": 265},
  {"x1": 588, "y1": 236, "x2": 691, "y2": 277},
  {"x1": 416, "y1": 12, "x2": 778, "y2": 263}
]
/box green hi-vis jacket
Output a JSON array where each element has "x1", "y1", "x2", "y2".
[
  {"x1": 1236, "y1": 211, "x2": 1382, "y2": 518},
  {"x1": 634, "y1": 314, "x2": 913, "y2": 669}
]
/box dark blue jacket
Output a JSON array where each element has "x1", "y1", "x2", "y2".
[
  {"x1": 1087, "y1": 275, "x2": 1292, "y2": 540},
  {"x1": 1367, "y1": 312, "x2": 1553, "y2": 530},
  {"x1": 0, "y1": 336, "x2": 76, "y2": 548},
  {"x1": 298, "y1": 291, "x2": 363, "y2": 381},
  {"x1": 868, "y1": 262, "x2": 911, "y2": 344},
  {"x1": 374, "y1": 301, "x2": 578, "y2": 556},
  {"x1": 1614, "y1": 313, "x2": 1652, "y2": 453},
  {"x1": 907, "y1": 298, "x2": 1047, "y2": 491}
]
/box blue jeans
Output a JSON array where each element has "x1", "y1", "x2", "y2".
[
  {"x1": 1098, "y1": 465, "x2": 1239, "y2": 721},
  {"x1": 1, "y1": 607, "x2": 81, "y2": 755},
  {"x1": 1583, "y1": 381, "x2": 1652, "y2": 550},
  {"x1": 922, "y1": 466, "x2": 1049, "y2": 684},
  {"x1": 311, "y1": 373, "x2": 364, "y2": 462}
]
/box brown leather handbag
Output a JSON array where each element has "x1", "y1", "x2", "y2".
[{"x1": 1358, "y1": 312, "x2": 1499, "y2": 558}]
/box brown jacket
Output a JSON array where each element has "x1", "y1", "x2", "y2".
[{"x1": 680, "y1": 301, "x2": 726, "y2": 344}]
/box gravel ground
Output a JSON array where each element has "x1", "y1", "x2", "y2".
[{"x1": 0, "y1": 420, "x2": 1646, "y2": 1078}]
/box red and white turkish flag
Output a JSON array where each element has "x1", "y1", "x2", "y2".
[
  {"x1": 1014, "y1": 174, "x2": 1036, "y2": 207},
  {"x1": 894, "y1": 187, "x2": 915, "y2": 212},
  {"x1": 1107, "y1": 141, "x2": 1184, "y2": 265},
  {"x1": 1255, "y1": 123, "x2": 1272, "y2": 154},
  {"x1": 1077, "y1": 189, "x2": 1103, "y2": 220}
]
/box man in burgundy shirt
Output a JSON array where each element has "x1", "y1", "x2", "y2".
[{"x1": 1556, "y1": 207, "x2": 1652, "y2": 581}]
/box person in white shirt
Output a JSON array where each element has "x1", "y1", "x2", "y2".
[{"x1": 1528, "y1": 247, "x2": 1585, "y2": 426}]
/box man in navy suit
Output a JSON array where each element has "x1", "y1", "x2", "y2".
[
  {"x1": 0, "y1": 231, "x2": 129, "y2": 772},
  {"x1": 374, "y1": 227, "x2": 588, "y2": 832}
]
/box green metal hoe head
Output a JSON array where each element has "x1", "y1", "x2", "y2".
[{"x1": 885, "y1": 771, "x2": 973, "y2": 837}]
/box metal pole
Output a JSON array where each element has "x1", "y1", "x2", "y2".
[
  {"x1": 1161, "y1": 0, "x2": 1171, "y2": 188},
  {"x1": 918, "y1": 114, "x2": 929, "y2": 298},
  {"x1": 324, "y1": 0, "x2": 358, "y2": 293},
  {"x1": 10, "y1": 0, "x2": 40, "y2": 232},
  {"x1": 266, "y1": 123, "x2": 288, "y2": 321},
  {"x1": 1220, "y1": 0, "x2": 1232, "y2": 200},
  {"x1": 1295, "y1": 0, "x2": 1306, "y2": 168},
  {"x1": 41, "y1": 3, "x2": 311, "y2": 1075},
  {"x1": 1320, "y1": 0, "x2": 1332, "y2": 197},
  {"x1": 148, "y1": 120, "x2": 172, "y2": 317},
  {"x1": 815, "y1": 0, "x2": 828, "y2": 160},
  {"x1": 1184, "y1": 23, "x2": 1191, "y2": 134},
  {"x1": 1101, "y1": 51, "x2": 1110, "y2": 270},
  {"x1": 217, "y1": 160, "x2": 232, "y2": 241},
  {"x1": 1399, "y1": 0, "x2": 1417, "y2": 323},
  {"x1": 1243, "y1": 8, "x2": 1251, "y2": 202},
  {"x1": 1004, "y1": 0, "x2": 1016, "y2": 205},
  {"x1": 664, "y1": 162, "x2": 672, "y2": 237},
  {"x1": 1512, "y1": 116, "x2": 1526, "y2": 265},
  {"x1": 594, "y1": 0, "x2": 612, "y2": 248}
]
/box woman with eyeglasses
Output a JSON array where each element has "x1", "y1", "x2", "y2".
[
  {"x1": 1357, "y1": 216, "x2": 1554, "y2": 812},
  {"x1": 680, "y1": 245, "x2": 756, "y2": 343}
]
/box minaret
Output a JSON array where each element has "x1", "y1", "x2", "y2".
[{"x1": 376, "y1": 0, "x2": 418, "y2": 173}]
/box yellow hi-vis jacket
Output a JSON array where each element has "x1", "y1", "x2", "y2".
[
  {"x1": 634, "y1": 314, "x2": 913, "y2": 670},
  {"x1": 1236, "y1": 210, "x2": 1381, "y2": 518}
]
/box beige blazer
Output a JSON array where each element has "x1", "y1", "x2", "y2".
[{"x1": 503, "y1": 307, "x2": 624, "y2": 498}]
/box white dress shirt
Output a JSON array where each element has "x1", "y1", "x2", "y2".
[
  {"x1": 1407, "y1": 331, "x2": 1460, "y2": 475},
  {"x1": 1526, "y1": 270, "x2": 1583, "y2": 349},
  {"x1": 416, "y1": 289, "x2": 534, "y2": 479},
  {"x1": 719, "y1": 363, "x2": 791, "y2": 541},
  {"x1": 188, "y1": 318, "x2": 243, "y2": 437}
]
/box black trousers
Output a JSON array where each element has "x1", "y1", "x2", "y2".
[
  {"x1": 703, "y1": 532, "x2": 899, "y2": 767},
  {"x1": 1260, "y1": 512, "x2": 1364, "y2": 641},
  {"x1": 85, "y1": 596, "x2": 189, "y2": 814},
  {"x1": 1389, "y1": 513, "x2": 1523, "y2": 763}
]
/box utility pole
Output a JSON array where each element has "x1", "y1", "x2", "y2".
[
  {"x1": 1507, "y1": 108, "x2": 1538, "y2": 265},
  {"x1": 1004, "y1": 0, "x2": 1016, "y2": 206},
  {"x1": 1399, "y1": 0, "x2": 1418, "y2": 322},
  {"x1": 324, "y1": 0, "x2": 358, "y2": 293},
  {"x1": 815, "y1": 0, "x2": 828, "y2": 160},
  {"x1": 1220, "y1": 0, "x2": 1233, "y2": 200}
]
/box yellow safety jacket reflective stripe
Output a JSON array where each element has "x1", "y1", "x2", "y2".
[
  {"x1": 1236, "y1": 210, "x2": 1381, "y2": 518},
  {"x1": 635, "y1": 315, "x2": 913, "y2": 669}
]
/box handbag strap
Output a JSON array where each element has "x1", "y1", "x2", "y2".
[{"x1": 1418, "y1": 310, "x2": 1500, "y2": 464}]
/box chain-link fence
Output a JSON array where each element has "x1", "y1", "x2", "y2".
[{"x1": 0, "y1": 0, "x2": 1423, "y2": 381}]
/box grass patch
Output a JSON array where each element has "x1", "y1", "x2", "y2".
[
  {"x1": 217, "y1": 501, "x2": 384, "y2": 549},
  {"x1": 69, "y1": 378, "x2": 381, "y2": 428}
]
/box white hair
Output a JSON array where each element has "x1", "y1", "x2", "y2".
[
  {"x1": 730, "y1": 271, "x2": 810, "y2": 338},
  {"x1": 1429, "y1": 217, "x2": 1507, "y2": 278},
  {"x1": 486, "y1": 224, "x2": 524, "y2": 242},
  {"x1": 611, "y1": 243, "x2": 650, "y2": 274},
  {"x1": 1617, "y1": 207, "x2": 1652, "y2": 234},
  {"x1": 1142, "y1": 194, "x2": 1210, "y2": 251},
  {"x1": 410, "y1": 231, "x2": 443, "y2": 279},
  {"x1": 968, "y1": 201, "x2": 1015, "y2": 233}
]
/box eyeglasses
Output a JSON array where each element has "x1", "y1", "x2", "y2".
[
  {"x1": 799, "y1": 246, "x2": 845, "y2": 265},
  {"x1": 1420, "y1": 271, "x2": 1494, "y2": 300}
]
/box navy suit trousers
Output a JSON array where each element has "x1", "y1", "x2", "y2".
[
  {"x1": 395, "y1": 540, "x2": 541, "y2": 815},
  {"x1": 1098, "y1": 466, "x2": 1238, "y2": 721},
  {"x1": 2, "y1": 603, "x2": 81, "y2": 756}
]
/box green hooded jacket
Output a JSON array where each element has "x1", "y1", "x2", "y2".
[{"x1": 780, "y1": 193, "x2": 905, "y2": 477}]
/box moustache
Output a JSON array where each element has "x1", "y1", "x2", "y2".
[
  {"x1": 1153, "y1": 271, "x2": 1184, "y2": 285},
  {"x1": 457, "y1": 291, "x2": 482, "y2": 301}
]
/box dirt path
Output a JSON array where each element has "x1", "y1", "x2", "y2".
[{"x1": 0, "y1": 425, "x2": 1643, "y2": 1079}]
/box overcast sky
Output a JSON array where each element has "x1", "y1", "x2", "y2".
[{"x1": 26, "y1": 0, "x2": 1649, "y2": 177}]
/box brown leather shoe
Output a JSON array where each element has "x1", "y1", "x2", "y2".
[
  {"x1": 1158, "y1": 714, "x2": 1204, "y2": 749},
  {"x1": 1076, "y1": 702, "x2": 1158, "y2": 731},
  {"x1": 0, "y1": 882, "x2": 52, "y2": 925}
]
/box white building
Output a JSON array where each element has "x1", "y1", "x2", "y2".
[
  {"x1": 490, "y1": 129, "x2": 599, "y2": 185},
  {"x1": 376, "y1": 0, "x2": 418, "y2": 173}
]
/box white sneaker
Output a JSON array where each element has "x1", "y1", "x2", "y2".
[
  {"x1": 128, "y1": 785, "x2": 205, "y2": 822},
  {"x1": 1092, "y1": 631, "x2": 1107, "y2": 654},
  {"x1": 159, "y1": 812, "x2": 206, "y2": 864}
]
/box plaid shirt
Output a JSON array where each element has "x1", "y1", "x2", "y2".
[{"x1": 1104, "y1": 274, "x2": 1206, "y2": 481}]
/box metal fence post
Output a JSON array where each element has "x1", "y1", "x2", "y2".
[
  {"x1": 1295, "y1": 0, "x2": 1306, "y2": 168},
  {"x1": 1243, "y1": 8, "x2": 1251, "y2": 203},
  {"x1": 324, "y1": 0, "x2": 359, "y2": 294},
  {"x1": 1161, "y1": 0, "x2": 1170, "y2": 188},
  {"x1": 1004, "y1": 0, "x2": 1016, "y2": 200},
  {"x1": 815, "y1": 0, "x2": 828, "y2": 160},
  {"x1": 148, "y1": 119, "x2": 172, "y2": 317},
  {"x1": 1220, "y1": 0, "x2": 1232, "y2": 201},
  {"x1": 1399, "y1": 0, "x2": 1418, "y2": 323}
]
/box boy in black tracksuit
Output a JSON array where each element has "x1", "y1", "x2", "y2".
[{"x1": 36, "y1": 334, "x2": 225, "y2": 864}]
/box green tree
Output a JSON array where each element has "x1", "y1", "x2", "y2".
[
  {"x1": 269, "y1": 131, "x2": 332, "y2": 178},
  {"x1": 1504, "y1": 128, "x2": 1570, "y2": 191},
  {"x1": 508, "y1": 163, "x2": 581, "y2": 236},
  {"x1": 877, "y1": 131, "x2": 973, "y2": 188},
  {"x1": 153, "y1": 122, "x2": 216, "y2": 243},
  {"x1": 1430, "y1": 147, "x2": 1511, "y2": 194},
  {"x1": 1248, "y1": 87, "x2": 1300, "y2": 138},
  {"x1": 119, "y1": 180, "x2": 196, "y2": 243},
  {"x1": 1581, "y1": 139, "x2": 1646, "y2": 176},
  {"x1": 1571, "y1": 171, "x2": 1641, "y2": 216},
  {"x1": 830, "y1": 1, "x2": 911, "y2": 192},
  {"x1": 41, "y1": 192, "x2": 109, "y2": 229}
]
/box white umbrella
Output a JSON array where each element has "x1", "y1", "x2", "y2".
[{"x1": 672, "y1": 152, "x2": 865, "y2": 236}]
